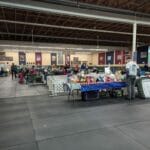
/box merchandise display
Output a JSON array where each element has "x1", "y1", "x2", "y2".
[
  {"x1": 68, "y1": 67, "x2": 126, "y2": 84},
  {"x1": 64, "y1": 68, "x2": 127, "y2": 101},
  {"x1": 50, "y1": 64, "x2": 150, "y2": 101}
]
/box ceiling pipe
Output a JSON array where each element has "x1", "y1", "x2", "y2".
[
  {"x1": 0, "y1": 32, "x2": 131, "y2": 44},
  {"x1": 0, "y1": 40, "x2": 130, "y2": 50},
  {"x1": 0, "y1": 19, "x2": 150, "y2": 37},
  {"x1": 0, "y1": 0, "x2": 150, "y2": 26},
  {"x1": 0, "y1": 19, "x2": 131, "y2": 35}
]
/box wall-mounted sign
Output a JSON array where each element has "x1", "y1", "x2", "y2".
[
  {"x1": 65, "y1": 52, "x2": 70, "y2": 66},
  {"x1": 106, "y1": 51, "x2": 114, "y2": 64},
  {"x1": 115, "y1": 50, "x2": 122, "y2": 64},
  {"x1": 0, "y1": 56, "x2": 13, "y2": 61},
  {"x1": 57, "y1": 52, "x2": 63, "y2": 65},
  {"x1": 98, "y1": 52, "x2": 105, "y2": 65},
  {"x1": 19, "y1": 52, "x2": 26, "y2": 65},
  {"x1": 137, "y1": 46, "x2": 148, "y2": 64},
  {"x1": 0, "y1": 52, "x2": 5, "y2": 56},
  {"x1": 35, "y1": 52, "x2": 42, "y2": 65},
  {"x1": 51, "y1": 53, "x2": 57, "y2": 66},
  {"x1": 148, "y1": 46, "x2": 150, "y2": 66}
]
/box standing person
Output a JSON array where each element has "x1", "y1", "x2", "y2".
[
  {"x1": 11, "y1": 63, "x2": 15, "y2": 80},
  {"x1": 125, "y1": 60, "x2": 140, "y2": 100},
  {"x1": 14, "y1": 65, "x2": 17, "y2": 78},
  {"x1": 80, "y1": 63, "x2": 86, "y2": 71}
]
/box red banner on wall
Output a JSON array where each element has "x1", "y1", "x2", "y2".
[
  {"x1": 98, "y1": 52, "x2": 105, "y2": 65},
  {"x1": 65, "y1": 54, "x2": 70, "y2": 66},
  {"x1": 35, "y1": 52, "x2": 42, "y2": 65},
  {"x1": 115, "y1": 50, "x2": 125, "y2": 64}
]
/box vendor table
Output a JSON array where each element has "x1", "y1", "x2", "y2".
[
  {"x1": 81, "y1": 82, "x2": 126, "y2": 101},
  {"x1": 81, "y1": 82, "x2": 127, "y2": 92},
  {"x1": 65, "y1": 82, "x2": 127, "y2": 101}
]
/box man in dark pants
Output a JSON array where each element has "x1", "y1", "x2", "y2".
[
  {"x1": 11, "y1": 63, "x2": 17, "y2": 80},
  {"x1": 126, "y1": 60, "x2": 139, "y2": 101},
  {"x1": 126, "y1": 76, "x2": 136, "y2": 100}
]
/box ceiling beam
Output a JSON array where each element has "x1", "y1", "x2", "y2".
[
  {"x1": 0, "y1": 19, "x2": 150, "y2": 37},
  {"x1": 0, "y1": 32, "x2": 131, "y2": 44},
  {"x1": 0, "y1": 19, "x2": 132, "y2": 35},
  {"x1": 0, "y1": 0, "x2": 150, "y2": 26}
]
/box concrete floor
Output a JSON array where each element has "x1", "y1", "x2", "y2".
[
  {"x1": 1, "y1": 77, "x2": 150, "y2": 150},
  {"x1": 0, "y1": 77, "x2": 49, "y2": 98}
]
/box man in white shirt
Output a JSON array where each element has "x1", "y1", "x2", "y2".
[{"x1": 126, "y1": 60, "x2": 139, "y2": 100}]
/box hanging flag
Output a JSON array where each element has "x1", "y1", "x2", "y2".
[
  {"x1": 106, "y1": 51, "x2": 114, "y2": 64},
  {"x1": 51, "y1": 53, "x2": 57, "y2": 66},
  {"x1": 57, "y1": 51, "x2": 64, "y2": 65},
  {"x1": 115, "y1": 50, "x2": 125, "y2": 64},
  {"x1": 137, "y1": 46, "x2": 148, "y2": 64},
  {"x1": 35, "y1": 52, "x2": 42, "y2": 65},
  {"x1": 65, "y1": 53, "x2": 70, "y2": 66},
  {"x1": 148, "y1": 47, "x2": 150, "y2": 66},
  {"x1": 19, "y1": 52, "x2": 26, "y2": 65},
  {"x1": 98, "y1": 52, "x2": 105, "y2": 65}
]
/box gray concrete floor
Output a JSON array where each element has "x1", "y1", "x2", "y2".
[
  {"x1": 0, "y1": 76, "x2": 49, "y2": 98},
  {"x1": 1, "y1": 77, "x2": 150, "y2": 150}
]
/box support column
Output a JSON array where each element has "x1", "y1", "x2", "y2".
[{"x1": 132, "y1": 22, "x2": 137, "y2": 60}]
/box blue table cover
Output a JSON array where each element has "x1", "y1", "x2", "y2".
[{"x1": 81, "y1": 82, "x2": 127, "y2": 92}]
